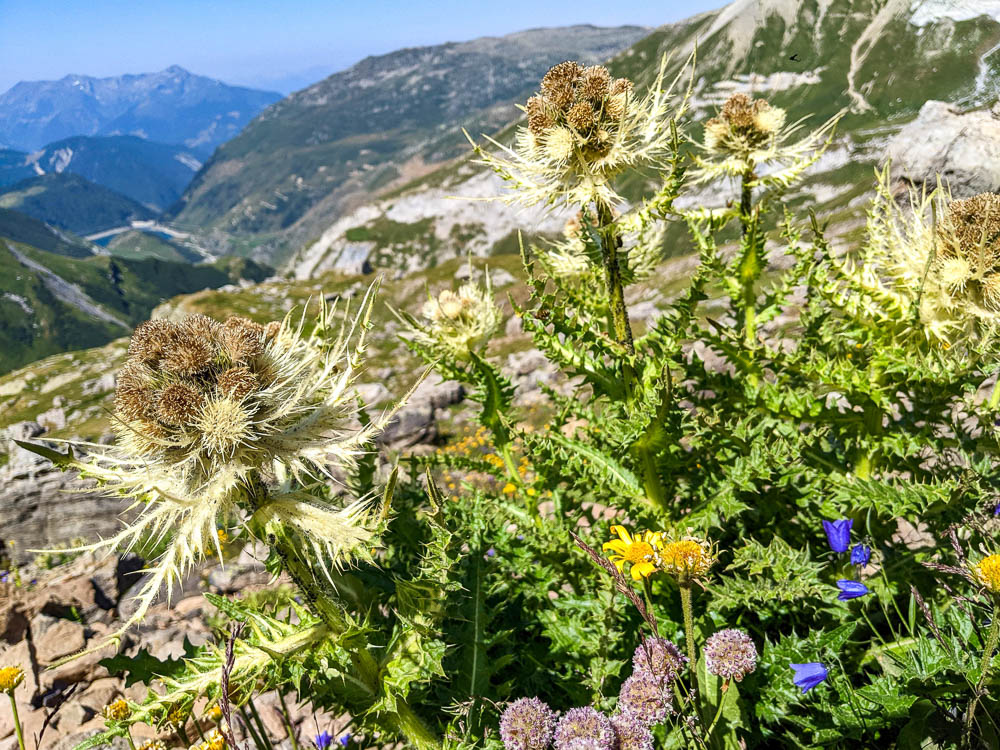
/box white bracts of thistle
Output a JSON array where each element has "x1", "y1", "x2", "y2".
[
  {"x1": 401, "y1": 272, "x2": 502, "y2": 361},
  {"x1": 33, "y1": 281, "x2": 416, "y2": 654},
  {"x1": 836, "y1": 167, "x2": 1000, "y2": 347},
  {"x1": 471, "y1": 53, "x2": 691, "y2": 209},
  {"x1": 691, "y1": 91, "x2": 841, "y2": 187}
]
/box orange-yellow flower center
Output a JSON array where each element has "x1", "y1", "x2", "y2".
[
  {"x1": 660, "y1": 540, "x2": 713, "y2": 579},
  {"x1": 624, "y1": 541, "x2": 655, "y2": 565},
  {"x1": 978, "y1": 553, "x2": 1000, "y2": 594}
]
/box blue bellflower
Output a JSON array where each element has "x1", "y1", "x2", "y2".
[
  {"x1": 822, "y1": 519, "x2": 853, "y2": 553},
  {"x1": 836, "y1": 579, "x2": 869, "y2": 600},
  {"x1": 850, "y1": 544, "x2": 871, "y2": 566},
  {"x1": 339, "y1": 734, "x2": 351, "y2": 747},
  {"x1": 314, "y1": 731, "x2": 333, "y2": 750},
  {"x1": 790, "y1": 662, "x2": 829, "y2": 693}
]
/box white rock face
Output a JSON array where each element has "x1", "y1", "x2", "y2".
[
  {"x1": 292, "y1": 171, "x2": 572, "y2": 279},
  {"x1": 887, "y1": 100, "x2": 1000, "y2": 197}
]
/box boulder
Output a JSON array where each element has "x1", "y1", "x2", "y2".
[
  {"x1": 0, "y1": 423, "x2": 129, "y2": 563},
  {"x1": 887, "y1": 100, "x2": 1000, "y2": 198}
]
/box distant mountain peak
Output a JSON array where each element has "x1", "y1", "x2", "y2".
[{"x1": 0, "y1": 69, "x2": 281, "y2": 152}]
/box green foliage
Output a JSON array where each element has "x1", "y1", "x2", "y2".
[{"x1": 61, "y1": 49, "x2": 1000, "y2": 750}]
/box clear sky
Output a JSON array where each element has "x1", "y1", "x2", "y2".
[{"x1": 0, "y1": 0, "x2": 725, "y2": 94}]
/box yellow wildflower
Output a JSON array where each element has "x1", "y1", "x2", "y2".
[
  {"x1": 502, "y1": 483, "x2": 517, "y2": 495},
  {"x1": 0, "y1": 666, "x2": 24, "y2": 693},
  {"x1": 104, "y1": 697, "x2": 131, "y2": 721},
  {"x1": 604, "y1": 525, "x2": 662, "y2": 580},
  {"x1": 658, "y1": 538, "x2": 715, "y2": 583},
  {"x1": 139, "y1": 741, "x2": 168, "y2": 750},
  {"x1": 976, "y1": 553, "x2": 1000, "y2": 594}
]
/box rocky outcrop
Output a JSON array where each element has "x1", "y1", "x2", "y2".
[
  {"x1": 0, "y1": 422, "x2": 127, "y2": 564},
  {"x1": 887, "y1": 100, "x2": 1000, "y2": 198}
]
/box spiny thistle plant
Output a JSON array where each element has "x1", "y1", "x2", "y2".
[
  {"x1": 28, "y1": 56, "x2": 1000, "y2": 750},
  {"x1": 839, "y1": 167, "x2": 1000, "y2": 351}
]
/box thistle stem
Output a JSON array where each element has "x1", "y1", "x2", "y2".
[
  {"x1": 990, "y1": 377, "x2": 1000, "y2": 410},
  {"x1": 241, "y1": 705, "x2": 268, "y2": 749},
  {"x1": 273, "y1": 529, "x2": 441, "y2": 749},
  {"x1": 247, "y1": 698, "x2": 275, "y2": 750},
  {"x1": 738, "y1": 167, "x2": 760, "y2": 356},
  {"x1": 964, "y1": 599, "x2": 1000, "y2": 747},
  {"x1": 705, "y1": 683, "x2": 729, "y2": 738},
  {"x1": 596, "y1": 200, "x2": 636, "y2": 391},
  {"x1": 278, "y1": 690, "x2": 301, "y2": 750},
  {"x1": 679, "y1": 583, "x2": 698, "y2": 675},
  {"x1": 125, "y1": 731, "x2": 138, "y2": 750},
  {"x1": 7, "y1": 693, "x2": 25, "y2": 750}
]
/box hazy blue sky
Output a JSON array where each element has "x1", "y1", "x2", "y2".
[{"x1": 0, "y1": 0, "x2": 724, "y2": 94}]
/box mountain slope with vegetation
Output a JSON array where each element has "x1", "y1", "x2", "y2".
[
  {"x1": 291, "y1": 0, "x2": 1000, "y2": 277},
  {"x1": 169, "y1": 25, "x2": 649, "y2": 263},
  {"x1": 0, "y1": 172, "x2": 156, "y2": 235},
  {"x1": 9, "y1": 135, "x2": 203, "y2": 211},
  {"x1": 0, "y1": 211, "x2": 272, "y2": 374}
]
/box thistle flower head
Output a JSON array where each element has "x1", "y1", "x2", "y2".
[
  {"x1": 842, "y1": 169, "x2": 1000, "y2": 347},
  {"x1": 975, "y1": 553, "x2": 1000, "y2": 594},
  {"x1": 475, "y1": 54, "x2": 688, "y2": 207},
  {"x1": 553, "y1": 707, "x2": 615, "y2": 750},
  {"x1": 693, "y1": 92, "x2": 839, "y2": 186},
  {"x1": 656, "y1": 536, "x2": 715, "y2": 584},
  {"x1": 48, "y1": 284, "x2": 404, "y2": 646},
  {"x1": 632, "y1": 636, "x2": 687, "y2": 682},
  {"x1": 705, "y1": 93, "x2": 786, "y2": 153},
  {"x1": 0, "y1": 665, "x2": 24, "y2": 693},
  {"x1": 499, "y1": 696, "x2": 557, "y2": 750},
  {"x1": 704, "y1": 629, "x2": 758, "y2": 682},
  {"x1": 617, "y1": 671, "x2": 672, "y2": 726},
  {"x1": 610, "y1": 712, "x2": 654, "y2": 750},
  {"x1": 400, "y1": 273, "x2": 501, "y2": 361}
]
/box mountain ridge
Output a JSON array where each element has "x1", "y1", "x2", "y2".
[{"x1": 0, "y1": 66, "x2": 281, "y2": 153}]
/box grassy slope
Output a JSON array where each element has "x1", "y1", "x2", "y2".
[{"x1": 0, "y1": 173, "x2": 156, "y2": 235}]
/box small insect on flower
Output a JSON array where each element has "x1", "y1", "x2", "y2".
[
  {"x1": 836, "y1": 580, "x2": 870, "y2": 601},
  {"x1": 0, "y1": 666, "x2": 24, "y2": 693},
  {"x1": 851, "y1": 544, "x2": 871, "y2": 567},
  {"x1": 822, "y1": 519, "x2": 853, "y2": 554},
  {"x1": 553, "y1": 707, "x2": 616, "y2": 750},
  {"x1": 610, "y1": 712, "x2": 654, "y2": 750},
  {"x1": 790, "y1": 662, "x2": 829, "y2": 693},
  {"x1": 603, "y1": 525, "x2": 662, "y2": 580},
  {"x1": 499, "y1": 697, "x2": 557, "y2": 750},
  {"x1": 656, "y1": 537, "x2": 716, "y2": 584},
  {"x1": 617, "y1": 671, "x2": 673, "y2": 726},
  {"x1": 704, "y1": 629, "x2": 758, "y2": 682},
  {"x1": 631, "y1": 636, "x2": 687, "y2": 682},
  {"x1": 104, "y1": 698, "x2": 131, "y2": 721},
  {"x1": 473, "y1": 54, "x2": 688, "y2": 208},
  {"x1": 975, "y1": 553, "x2": 1000, "y2": 594}
]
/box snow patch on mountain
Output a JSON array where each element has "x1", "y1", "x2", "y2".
[
  {"x1": 910, "y1": 0, "x2": 1000, "y2": 26},
  {"x1": 174, "y1": 153, "x2": 202, "y2": 171}
]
